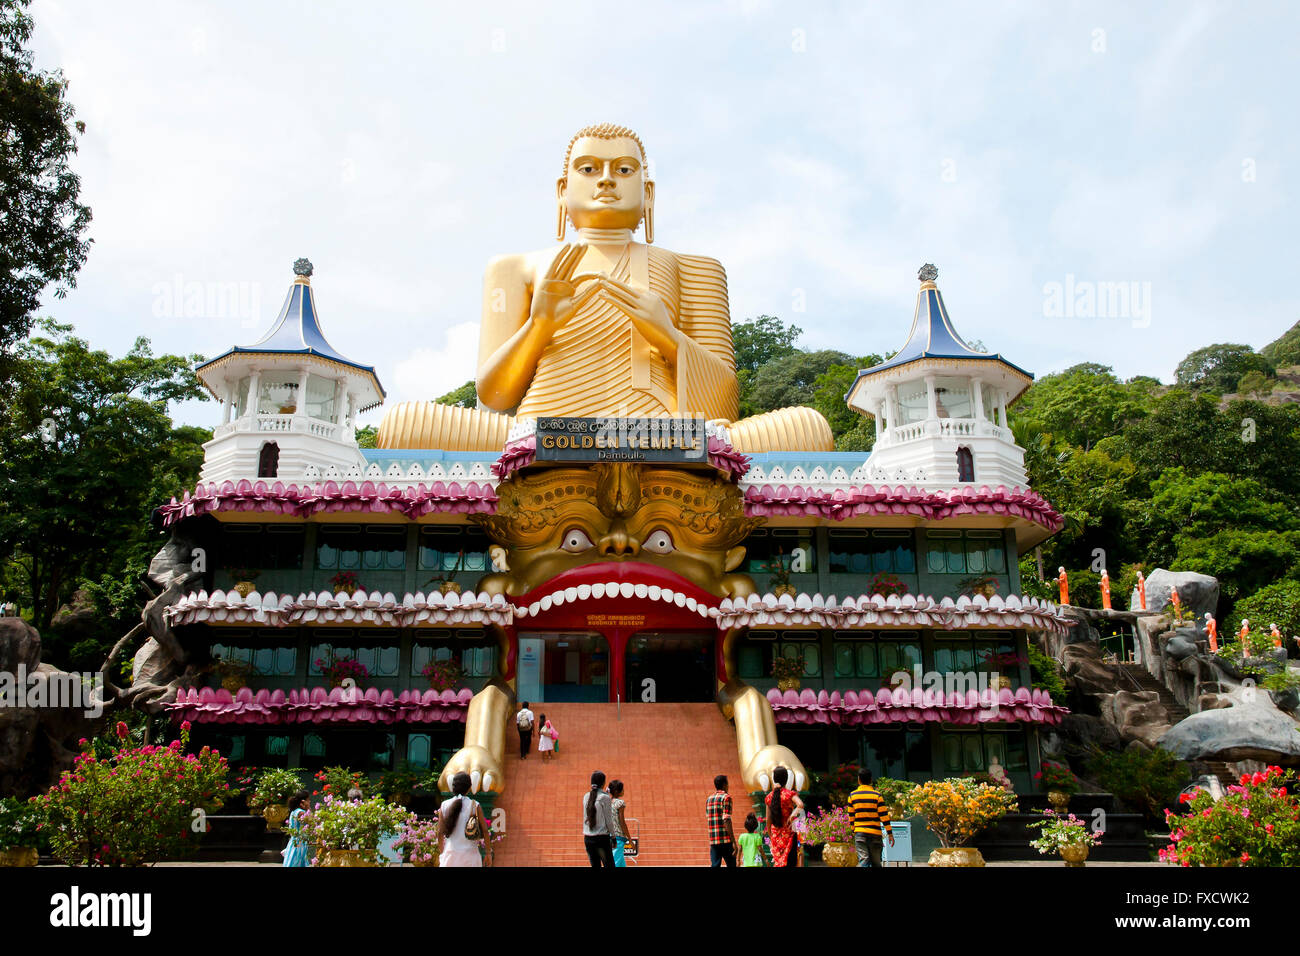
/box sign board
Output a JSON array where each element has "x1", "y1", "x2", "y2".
[
  {"x1": 534, "y1": 417, "x2": 707, "y2": 464},
  {"x1": 883, "y1": 821, "x2": 912, "y2": 864}
]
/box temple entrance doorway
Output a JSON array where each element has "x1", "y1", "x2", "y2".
[
  {"x1": 624, "y1": 630, "x2": 715, "y2": 703},
  {"x1": 517, "y1": 631, "x2": 610, "y2": 703}
]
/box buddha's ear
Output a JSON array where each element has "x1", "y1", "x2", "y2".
[
  {"x1": 555, "y1": 177, "x2": 567, "y2": 241},
  {"x1": 724, "y1": 545, "x2": 745, "y2": 572},
  {"x1": 643, "y1": 179, "x2": 655, "y2": 244}
]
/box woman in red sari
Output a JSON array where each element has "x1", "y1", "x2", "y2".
[{"x1": 765, "y1": 767, "x2": 805, "y2": 867}]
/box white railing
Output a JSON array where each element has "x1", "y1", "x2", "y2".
[
  {"x1": 211, "y1": 414, "x2": 342, "y2": 441},
  {"x1": 885, "y1": 417, "x2": 1011, "y2": 446}
]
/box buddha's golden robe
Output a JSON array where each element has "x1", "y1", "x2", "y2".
[{"x1": 514, "y1": 244, "x2": 737, "y2": 421}]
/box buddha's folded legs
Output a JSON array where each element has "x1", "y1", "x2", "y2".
[{"x1": 376, "y1": 401, "x2": 834, "y2": 453}]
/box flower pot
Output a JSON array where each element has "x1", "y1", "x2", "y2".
[
  {"x1": 773, "y1": 584, "x2": 796, "y2": 597},
  {"x1": 822, "y1": 842, "x2": 856, "y2": 867},
  {"x1": 1060, "y1": 844, "x2": 1089, "y2": 867},
  {"x1": 318, "y1": 848, "x2": 378, "y2": 867},
  {"x1": 247, "y1": 797, "x2": 265, "y2": 817},
  {"x1": 927, "y1": 847, "x2": 985, "y2": 867},
  {"x1": 411, "y1": 851, "x2": 440, "y2": 867},
  {"x1": 233, "y1": 581, "x2": 257, "y2": 598},
  {"x1": 0, "y1": 847, "x2": 38, "y2": 867},
  {"x1": 1047, "y1": 790, "x2": 1070, "y2": 814},
  {"x1": 439, "y1": 580, "x2": 462, "y2": 595},
  {"x1": 777, "y1": 677, "x2": 802, "y2": 692},
  {"x1": 221, "y1": 675, "x2": 246, "y2": 693},
  {"x1": 263, "y1": 803, "x2": 290, "y2": 831}
]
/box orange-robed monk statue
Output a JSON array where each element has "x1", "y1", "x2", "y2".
[{"x1": 376, "y1": 123, "x2": 833, "y2": 453}]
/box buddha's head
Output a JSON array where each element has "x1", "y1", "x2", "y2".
[{"x1": 557, "y1": 123, "x2": 654, "y2": 241}]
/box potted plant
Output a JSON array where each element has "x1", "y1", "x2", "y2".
[
  {"x1": 761, "y1": 549, "x2": 796, "y2": 597},
  {"x1": 869, "y1": 571, "x2": 909, "y2": 599},
  {"x1": 0, "y1": 797, "x2": 44, "y2": 867},
  {"x1": 424, "y1": 550, "x2": 465, "y2": 595},
  {"x1": 802, "y1": 805, "x2": 857, "y2": 867},
  {"x1": 300, "y1": 795, "x2": 413, "y2": 867},
  {"x1": 1160, "y1": 766, "x2": 1300, "y2": 867},
  {"x1": 211, "y1": 656, "x2": 259, "y2": 693},
  {"x1": 327, "y1": 570, "x2": 363, "y2": 596},
  {"x1": 1028, "y1": 810, "x2": 1102, "y2": 866},
  {"x1": 1036, "y1": 761, "x2": 1078, "y2": 814},
  {"x1": 393, "y1": 815, "x2": 441, "y2": 866},
  {"x1": 823, "y1": 762, "x2": 861, "y2": 807},
  {"x1": 374, "y1": 764, "x2": 440, "y2": 808},
  {"x1": 224, "y1": 566, "x2": 261, "y2": 598},
  {"x1": 315, "y1": 651, "x2": 369, "y2": 689},
  {"x1": 313, "y1": 765, "x2": 366, "y2": 801},
  {"x1": 233, "y1": 766, "x2": 263, "y2": 815},
  {"x1": 771, "y1": 654, "x2": 805, "y2": 692},
  {"x1": 254, "y1": 768, "x2": 303, "y2": 831},
  {"x1": 908, "y1": 776, "x2": 1018, "y2": 866},
  {"x1": 421, "y1": 656, "x2": 464, "y2": 692},
  {"x1": 957, "y1": 574, "x2": 999, "y2": 598},
  {"x1": 875, "y1": 777, "x2": 917, "y2": 820}
]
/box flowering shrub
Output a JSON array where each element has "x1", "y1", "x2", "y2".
[
  {"x1": 375, "y1": 765, "x2": 440, "y2": 802},
  {"x1": 803, "y1": 806, "x2": 856, "y2": 845},
  {"x1": 327, "y1": 570, "x2": 362, "y2": 594},
  {"x1": 875, "y1": 777, "x2": 917, "y2": 816},
  {"x1": 393, "y1": 815, "x2": 440, "y2": 865},
  {"x1": 771, "y1": 655, "x2": 805, "y2": 682},
  {"x1": 315, "y1": 651, "x2": 369, "y2": 687},
  {"x1": 35, "y1": 721, "x2": 229, "y2": 866},
  {"x1": 1160, "y1": 766, "x2": 1300, "y2": 867},
  {"x1": 314, "y1": 765, "x2": 365, "y2": 800},
  {"x1": 1028, "y1": 810, "x2": 1102, "y2": 855},
  {"x1": 909, "y1": 776, "x2": 1018, "y2": 848},
  {"x1": 869, "y1": 572, "x2": 908, "y2": 598},
  {"x1": 254, "y1": 768, "x2": 303, "y2": 804},
  {"x1": 1036, "y1": 760, "x2": 1078, "y2": 794},
  {"x1": 0, "y1": 796, "x2": 46, "y2": 851},
  {"x1": 299, "y1": 795, "x2": 414, "y2": 865},
  {"x1": 421, "y1": 657, "x2": 463, "y2": 692}
]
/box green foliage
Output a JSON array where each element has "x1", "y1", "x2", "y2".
[
  {"x1": 1261, "y1": 318, "x2": 1300, "y2": 368},
  {"x1": 1011, "y1": 364, "x2": 1147, "y2": 451},
  {"x1": 374, "y1": 763, "x2": 441, "y2": 801},
  {"x1": 1087, "y1": 747, "x2": 1189, "y2": 822},
  {"x1": 1026, "y1": 642, "x2": 1068, "y2": 705},
  {"x1": 809, "y1": 356, "x2": 880, "y2": 447},
  {"x1": 1028, "y1": 811, "x2": 1101, "y2": 854},
  {"x1": 311, "y1": 765, "x2": 363, "y2": 800},
  {"x1": 254, "y1": 768, "x2": 304, "y2": 804},
  {"x1": 0, "y1": 0, "x2": 94, "y2": 352},
  {"x1": 1231, "y1": 580, "x2": 1300, "y2": 642},
  {"x1": 0, "y1": 321, "x2": 207, "y2": 640},
  {"x1": 354, "y1": 424, "x2": 377, "y2": 448},
  {"x1": 1162, "y1": 767, "x2": 1300, "y2": 866},
  {"x1": 1236, "y1": 369, "x2": 1274, "y2": 398},
  {"x1": 0, "y1": 795, "x2": 45, "y2": 850},
  {"x1": 436, "y1": 380, "x2": 477, "y2": 408},
  {"x1": 1174, "y1": 343, "x2": 1274, "y2": 394},
  {"x1": 732, "y1": 314, "x2": 801, "y2": 375},
  {"x1": 36, "y1": 723, "x2": 229, "y2": 866},
  {"x1": 299, "y1": 795, "x2": 414, "y2": 864},
  {"x1": 1035, "y1": 760, "x2": 1078, "y2": 794},
  {"x1": 742, "y1": 348, "x2": 853, "y2": 419}
]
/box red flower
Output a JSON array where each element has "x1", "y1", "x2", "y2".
[
  {"x1": 1240, "y1": 852, "x2": 1250, "y2": 863},
  {"x1": 115, "y1": 721, "x2": 129, "y2": 739}
]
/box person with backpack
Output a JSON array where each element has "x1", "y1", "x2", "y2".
[
  {"x1": 438, "y1": 771, "x2": 493, "y2": 867},
  {"x1": 516, "y1": 701, "x2": 535, "y2": 759}
]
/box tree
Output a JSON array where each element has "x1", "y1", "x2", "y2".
[
  {"x1": 742, "y1": 348, "x2": 852, "y2": 419},
  {"x1": 1010, "y1": 364, "x2": 1146, "y2": 451},
  {"x1": 809, "y1": 355, "x2": 881, "y2": 449},
  {"x1": 355, "y1": 424, "x2": 377, "y2": 448},
  {"x1": 1173, "y1": 343, "x2": 1273, "y2": 394},
  {"x1": 1235, "y1": 369, "x2": 1273, "y2": 398},
  {"x1": 436, "y1": 380, "x2": 476, "y2": 407},
  {"x1": 0, "y1": 321, "x2": 206, "y2": 634},
  {"x1": 0, "y1": 1, "x2": 93, "y2": 352},
  {"x1": 1260, "y1": 318, "x2": 1300, "y2": 369},
  {"x1": 1232, "y1": 579, "x2": 1300, "y2": 639},
  {"x1": 732, "y1": 314, "x2": 802, "y2": 375}
]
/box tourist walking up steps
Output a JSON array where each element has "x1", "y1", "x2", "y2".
[
  {"x1": 516, "y1": 701, "x2": 534, "y2": 759},
  {"x1": 583, "y1": 771, "x2": 616, "y2": 867},
  {"x1": 765, "y1": 767, "x2": 804, "y2": 868},
  {"x1": 706, "y1": 774, "x2": 737, "y2": 867},
  {"x1": 847, "y1": 769, "x2": 893, "y2": 868},
  {"x1": 281, "y1": 791, "x2": 311, "y2": 867},
  {"x1": 609, "y1": 780, "x2": 631, "y2": 867},
  {"x1": 539, "y1": 714, "x2": 558, "y2": 761},
  {"x1": 439, "y1": 771, "x2": 493, "y2": 868},
  {"x1": 738, "y1": 813, "x2": 764, "y2": 866}
]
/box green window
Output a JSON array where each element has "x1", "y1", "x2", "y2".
[
  {"x1": 219, "y1": 524, "x2": 304, "y2": 571},
  {"x1": 832, "y1": 633, "x2": 881, "y2": 679},
  {"x1": 775, "y1": 639, "x2": 821, "y2": 678},
  {"x1": 924, "y1": 530, "x2": 1006, "y2": 575},
  {"x1": 310, "y1": 641, "x2": 400, "y2": 678},
  {"x1": 937, "y1": 727, "x2": 1029, "y2": 774},
  {"x1": 828, "y1": 530, "x2": 916, "y2": 574},
  {"x1": 742, "y1": 529, "x2": 816, "y2": 574},
  {"x1": 316, "y1": 525, "x2": 407, "y2": 571},
  {"x1": 418, "y1": 526, "x2": 490, "y2": 573}
]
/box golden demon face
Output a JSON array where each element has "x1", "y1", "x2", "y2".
[{"x1": 475, "y1": 463, "x2": 760, "y2": 600}]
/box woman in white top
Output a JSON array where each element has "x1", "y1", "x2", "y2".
[{"x1": 438, "y1": 771, "x2": 493, "y2": 867}]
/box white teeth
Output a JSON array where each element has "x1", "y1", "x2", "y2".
[
  {"x1": 634, "y1": 582, "x2": 649, "y2": 599},
  {"x1": 619, "y1": 582, "x2": 635, "y2": 599},
  {"x1": 528, "y1": 602, "x2": 540, "y2": 616},
  {"x1": 540, "y1": 594, "x2": 554, "y2": 611},
  {"x1": 592, "y1": 583, "x2": 606, "y2": 599},
  {"x1": 564, "y1": 586, "x2": 578, "y2": 602},
  {"x1": 648, "y1": 585, "x2": 662, "y2": 601},
  {"x1": 577, "y1": 583, "x2": 592, "y2": 600},
  {"x1": 661, "y1": 589, "x2": 676, "y2": 603},
  {"x1": 685, "y1": 596, "x2": 698, "y2": 611}
]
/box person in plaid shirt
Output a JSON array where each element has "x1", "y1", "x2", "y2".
[{"x1": 706, "y1": 774, "x2": 737, "y2": 867}]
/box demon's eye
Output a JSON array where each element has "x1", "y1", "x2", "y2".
[
  {"x1": 643, "y1": 529, "x2": 675, "y2": 555},
  {"x1": 561, "y1": 528, "x2": 594, "y2": 553}
]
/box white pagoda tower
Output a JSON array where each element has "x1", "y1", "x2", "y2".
[
  {"x1": 195, "y1": 259, "x2": 385, "y2": 483},
  {"x1": 846, "y1": 264, "x2": 1032, "y2": 487}
]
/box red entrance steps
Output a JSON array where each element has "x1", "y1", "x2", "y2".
[{"x1": 492, "y1": 702, "x2": 750, "y2": 867}]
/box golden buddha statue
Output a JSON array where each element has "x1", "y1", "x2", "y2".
[{"x1": 376, "y1": 123, "x2": 833, "y2": 453}]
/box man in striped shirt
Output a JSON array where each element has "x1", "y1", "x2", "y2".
[{"x1": 847, "y1": 769, "x2": 894, "y2": 868}]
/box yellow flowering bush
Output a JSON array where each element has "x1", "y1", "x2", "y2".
[{"x1": 909, "y1": 776, "x2": 1019, "y2": 847}]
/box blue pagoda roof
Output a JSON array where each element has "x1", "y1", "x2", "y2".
[{"x1": 850, "y1": 266, "x2": 1032, "y2": 393}]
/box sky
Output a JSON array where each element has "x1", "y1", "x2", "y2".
[{"x1": 26, "y1": 0, "x2": 1300, "y2": 428}]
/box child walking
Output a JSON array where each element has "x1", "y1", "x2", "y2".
[
  {"x1": 738, "y1": 812, "x2": 764, "y2": 867},
  {"x1": 538, "y1": 714, "x2": 558, "y2": 761}
]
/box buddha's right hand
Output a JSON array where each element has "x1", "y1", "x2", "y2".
[{"x1": 530, "y1": 243, "x2": 601, "y2": 339}]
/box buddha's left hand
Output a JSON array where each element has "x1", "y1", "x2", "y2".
[{"x1": 599, "y1": 275, "x2": 678, "y2": 360}]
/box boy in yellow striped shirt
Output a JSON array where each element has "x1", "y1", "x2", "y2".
[{"x1": 847, "y1": 769, "x2": 894, "y2": 868}]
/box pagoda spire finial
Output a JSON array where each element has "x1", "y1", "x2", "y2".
[
  {"x1": 293, "y1": 257, "x2": 313, "y2": 279},
  {"x1": 918, "y1": 262, "x2": 938, "y2": 283}
]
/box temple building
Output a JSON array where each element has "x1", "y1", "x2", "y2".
[{"x1": 151, "y1": 123, "x2": 1070, "y2": 863}]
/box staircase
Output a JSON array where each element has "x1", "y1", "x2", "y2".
[
  {"x1": 1119, "y1": 663, "x2": 1190, "y2": 722},
  {"x1": 493, "y1": 703, "x2": 749, "y2": 867}
]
